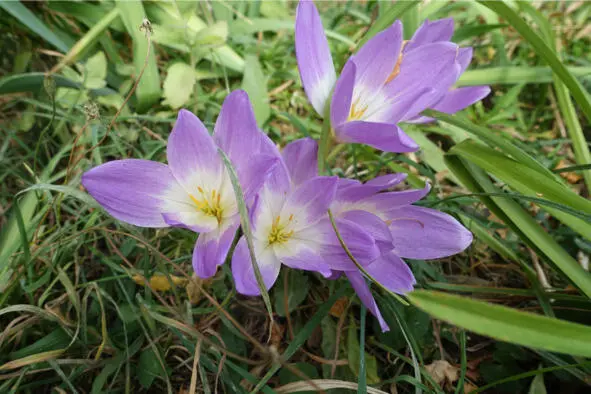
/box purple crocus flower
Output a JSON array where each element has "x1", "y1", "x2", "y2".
[
  {"x1": 82, "y1": 91, "x2": 276, "y2": 279},
  {"x1": 295, "y1": 0, "x2": 490, "y2": 153},
  {"x1": 331, "y1": 175, "x2": 473, "y2": 331},
  {"x1": 276, "y1": 138, "x2": 472, "y2": 331},
  {"x1": 231, "y1": 138, "x2": 380, "y2": 295}
]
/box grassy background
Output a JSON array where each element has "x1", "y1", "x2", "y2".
[{"x1": 1, "y1": 1, "x2": 591, "y2": 393}]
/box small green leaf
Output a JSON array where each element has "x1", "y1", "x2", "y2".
[
  {"x1": 278, "y1": 362, "x2": 319, "y2": 394},
  {"x1": 162, "y1": 62, "x2": 196, "y2": 109},
  {"x1": 347, "y1": 318, "x2": 380, "y2": 385},
  {"x1": 528, "y1": 373, "x2": 547, "y2": 394},
  {"x1": 408, "y1": 290, "x2": 591, "y2": 358},
  {"x1": 194, "y1": 21, "x2": 228, "y2": 47},
  {"x1": 137, "y1": 348, "x2": 168, "y2": 389},
  {"x1": 83, "y1": 51, "x2": 107, "y2": 89},
  {"x1": 274, "y1": 269, "x2": 310, "y2": 317},
  {"x1": 242, "y1": 54, "x2": 270, "y2": 126}
]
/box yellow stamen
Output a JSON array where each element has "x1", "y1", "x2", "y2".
[
  {"x1": 348, "y1": 98, "x2": 368, "y2": 121},
  {"x1": 189, "y1": 188, "x2": 224, "y2": 223},
  {"x1": 268, "y1": 214, "x2": 295, "y2": 245}
]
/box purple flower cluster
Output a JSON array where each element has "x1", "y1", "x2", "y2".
[{"x1": 82, "y1": 2, "x2": 487, "y2": 331}]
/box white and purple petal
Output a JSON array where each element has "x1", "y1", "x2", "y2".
[
  {"x1": 214, "y1": 90, "x2": 278, "y2": 200},
  {"x1": 192, "y1": 220, "x2": 239, "y2": 278},
  {"x1": 295, "y1": 0, "x2": 337, "y2": 116},
  {"x1": 351, "y1": 21, "x2": 403, "y2": 96},
  {"x1": 330, "y1": 60, "x2": 356, "y2": 128},
  {"x1": 82, "y1": 159, "x2": 192, "y2": 228},
  {"x1": 282, "y1": 176, "x2": 338, "y2": 229},
  {"x1": 232, "y1": 237, "x2": 282, "y2": 295},
  {"x1": 167, "y1": 109, "x2": 224, "y2": 192}
]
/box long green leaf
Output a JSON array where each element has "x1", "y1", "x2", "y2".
[
  {"x1": 408, "y1": 290, "x2": 591, "y2": 358},
  {"x1": 458, "y1": 66, "x2": 591, "y2": 86},
  {"x1": 50, "y1": 8, "x2": 120, "y2": 74},
  {"x1": 426, "y1": 110, "x2": 557, "y2": 180},
  {"x1": 479, "y1": 0, "x2": 591, "y2": 123},
  {"x1": 217, "y1": 149, "x2": 274, "y2": 325},
  {"x1": 0, "y1": 73, "x2": 116, "y2": 96},
  {"x1": 0, "y1": 1, "x2": 70, "y2": 52},
  {"x1": 444, "y1": 155, "x2": 591, "y2": 298},
  {"x1": 449, "y1": 140, "x2": 591, "y2": 240},
  {"x1": 516, "y1": 1, "x2": 591, "y2": 193}
]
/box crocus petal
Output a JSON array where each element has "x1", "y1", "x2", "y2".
[
  {"x1": 365, "y1": 173, "x2": 407, "y2": 189},
  {"x1": 167, "y1": 109, "x2": 223, "y2": 192},
  {"x1": 317, "y1": 218, "x2": 381, "y2": 270},
  {"x1": 275, "y1": 241, "x2": 333, "y2": 277},
  {"x1": 330, "y1": 60, "x2": 356, "y2": 127},
  {"x1": 384, "y1": 42, "x2": 459, "y2": 101},
  {"x1": 326, "y1": 270, "x2": 343, "y2": 280},
  {"x1": 433, "y1": 86, "x2": 491, "y2": 114},
  {"x1": 213, "y1": 90, "x2": 277, "y2": 200},
  {"x1": 365, "y1": 252, "x2": 416, "y2": 294},
  {"x1": 336, "y1": 174, "x2": 408, "y2": 202},
  {"x1": 282, "y1": 176, "x2": 338, "y2": 229},
  {"x1": 409, "y1": 85, "x2": 491, "y2": 124},
  {"x1": 366, "y1": 182, "x2": 431, "y2": 218},
  {"x1": 405, "y1": 18, "x2": 454, "y2": 52},
  {"x1": 295, "y1": 0, "x2": 337, "y2": 116},
  {"x1": 161, "y1": 212, "x2": 219, "y2": 233},
  {"x1": 192, "y1": 220, "x2": 239, "y2": 278},
  {"x1": 388, "y1": 206, "x2": 473, "y2": 259},
  {"x1": 351, "y1": 21, "x2": 403, "y2": 94},
  {"x1": 346, "y1": 270, "x2": 389, "y2": 332},
  {"x1": 457, "y1": 47, "x2": 473, "y2": 73},
  {"x1": 82, "y1": 159, "x2": 192, "y2": 228},
  {"x1": 282, "y1": 138, "x2": 318, "y2": 186},
  {"x1": 336, "y1": 121, "x2": 418, "y2": 153},
  {"x1": 232, "y1": 237, "x2": 282, "y2": 295},
  {"x1": 340, "y1": 210, "x2": 394, "y2": 255}
]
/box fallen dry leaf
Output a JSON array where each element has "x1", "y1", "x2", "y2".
[
  {"x1": 132, "y1": 273, "x2": 187, "y2": 292},
  {"x1": 329, "y1": 297, "x2": 349, "y2": 318},
  {"x1": 425, "y1": 360, "x2": 459, "y2": 387}
]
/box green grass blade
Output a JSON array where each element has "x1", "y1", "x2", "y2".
[
  {"x1": 444, "y1": 155, "x2": 591, "y2": 298},
  {"x1": 249, "y1": 285, "x2": 348, "y2": 393},
  {"x1": 358, "y1": 1, "x2": 420, "y2": 48},
  {"x1": 0, "y1": 72, "x2": 116, "y2": 96},
  {"x1": 516, "y1": 2, "x2": 591, "y2": 192},
  {"x1": 458, "y1": 66, "x2": 591, "y2": 86},
  {"x1": 425, "y1": 110, "x2": 558, "y2": 180},
  {"x1": 217, "y1": 149, "x2": 274, "y2": 325},
  {"x1": 479, "y1": 0, "x2": 591, "y2": 123},
  {"x1": 449, "y1": 140, "x2": 591, "y2": 240},
  {"x1": 50, "y1": 8, "x2": 120, "y2": 74},
  {"x1": 0, "y1": 1, "x2": 70, "y2": 52},
  {"x1": 408, "y1": 290, "x2": 591, "y2": 358},
  {"x1": 357, "y1": 306, "x2": 367, "y2": 394}
]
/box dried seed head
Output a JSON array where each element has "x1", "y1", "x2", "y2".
[
  {"x1": 83, "y1": 102, "x2": 100, "y2": 121},
  {"x1": 139, "y1": 18, "x2": 153, "y2": 37}
]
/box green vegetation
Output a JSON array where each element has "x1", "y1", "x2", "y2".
[{"x1": 1, "y1": 1, "x2": 590, "y2": 393}]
